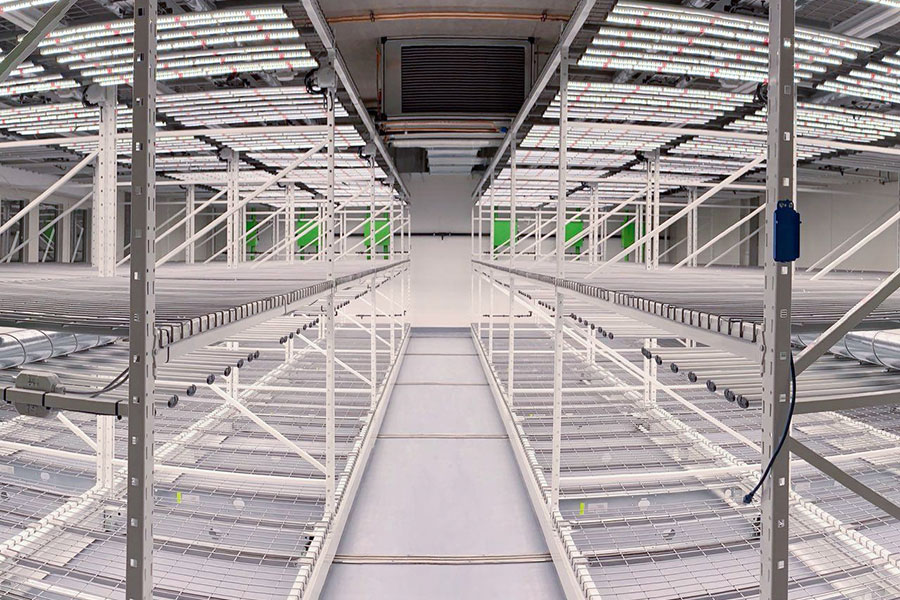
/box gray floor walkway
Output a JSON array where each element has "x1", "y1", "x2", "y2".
[{"x1": 320, "y1": 329, "x2": 564, "y2": 599}]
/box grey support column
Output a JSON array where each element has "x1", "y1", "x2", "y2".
[
  {"x1": 126, "y1": 0, "x2": 157, "y2": 598},
  {"x1": 760, "y1": 1, "x2": 796, "y2": 598}
]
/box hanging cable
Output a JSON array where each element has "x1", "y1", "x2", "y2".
[
  {"x1": 743, "y1": 352, "x2": 796, "y2": 504},
  {"x1": 65, "y1": 366, "x2": 129, "y2": 398}
]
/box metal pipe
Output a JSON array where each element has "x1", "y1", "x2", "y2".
[
  {"x1": 328, "y1": 10, "x2": 569, "y2": 24},
  {"x1": 0, "y1": 329, "x2": 116, "y2": 369}
]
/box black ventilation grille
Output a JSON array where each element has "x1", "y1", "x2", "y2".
[{"x1": 401, "y1": 45, "x2": 525, "y2": 114}]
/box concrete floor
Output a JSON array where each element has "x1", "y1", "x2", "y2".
[{"x1": 320, "y1": 329, "x2": 564, "y2": 599}]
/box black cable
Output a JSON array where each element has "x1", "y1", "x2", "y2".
[
  {"x1": 743, "y1": 352, "x2": 797, "y2": 504},
  {"x1": 65, "y1": 366, "x2": 129, "y2": 398},
  {"x1": 90, "y1": 369, "x2": 130, "y2": 397}
]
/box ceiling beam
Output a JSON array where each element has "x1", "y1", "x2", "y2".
[
  {"x1": 300, "y1": 0, "x2": 410, "y2": 201},
  {"x1": 472, "y1": 0, "x2": 598, "y2": 201},
  {"x1": 832, "y1": 3, "x2": 900, "y2": 38},
  {"x1": 0, "y1": 0, "x2": 78, "y2": 85}
]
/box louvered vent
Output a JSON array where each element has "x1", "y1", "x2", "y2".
[{"x1": 400, "y1": 45, "x2": 526, "y2": 114}]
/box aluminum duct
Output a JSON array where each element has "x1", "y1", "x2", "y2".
[
  {"x1": 0, "y1": 329, "x2": 117, "y2": 370},
  {"x1": 794, "y1": 328, "x2": 900, "y2": 370}
]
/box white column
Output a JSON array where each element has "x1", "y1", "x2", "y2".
[
  {"x1": 551, "y1": 43, "x2": 568, "y2": 511},
  {"x1": 58, "y1": 208, "x2": 72, "y2": 263},
  {"x1": 589, "y1": 185, "x2": 597, "y2": 264},
  {"x1": 96, "y1": 414, "x2": 114, "y2": 491},
  {"x1": 24, "y1": 210, "x2": 38, "y2": 263},
  {"x1": 644, "y1": 161, "x2": 652, "y2": 270},
  {"x1": 635, "y1": 203, "x2": 643, "y2": 264},
  {"x1": 508, "y1": 135, "x2": 517, "y2": 405},
  {"x1": 477, "y1": 200, "x2": 484, "y2": 258},
  {"x1": 285, "y1": 185, "x2": 296, "y2": 263},
  {"x1": 369, "y1": 155, "x2": 377, "y2": 408},
  {"x1": 92, "y1": 85, "x2": 117, "y2": 276},
  {"x1": 690, "y1": 190, "x2": 699, "y2": 267},
  {"x1": 600, "y1": 209, "x2": 607, "y2": 261},
  {"x1": 226, "y1": 151, "x2": 239, "y2": 267},
  {"x1": 324, "y1": 76, "x2": 337, "y2": 515},
  {"x1": 185, "y1": 185, "x2": 195, "y2": 264},
  {"x1": 96, "y1": 96, "x2": 118, "y2": 478},
  {"x1": 389, "y1": 194, "x2": 395, "y2": 260},
  {"x1": 318, "y1": 203, "x2": 325, "y2": 261},
  {"x1": 652, "y1": 152, "x2": 661, "y2": 269},
  {"x1": 489, "y1": 173, "x2": 496, "y2": 260}
]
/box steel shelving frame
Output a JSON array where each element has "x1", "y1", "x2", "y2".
[
  {"x1": 0, "y1": 0, "x2": 413, "y2": 598},
  {"x1": 472, "y1": 266, "x2": 900, "y2": 599},
  {"x1": 471, "y1": 1, "x2": 900, "y2": 599}
]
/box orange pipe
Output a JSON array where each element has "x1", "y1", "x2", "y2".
[
  {"x1": 386, "y1": 127, "x2": 503, "y2": 135},
  {"x1": 329, "y1": 11, "x2": 569, "y2": 25}
]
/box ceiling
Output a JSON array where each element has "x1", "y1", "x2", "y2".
[{"x1": 0, "y1": 1, "x2": 899, "y2": 206}]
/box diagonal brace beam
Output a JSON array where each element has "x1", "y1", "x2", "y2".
[
  {"x1": 158, "y1": 141, "x2": 326, "y2": 266},
  {"x1": 208, "y1": 383, "x2": 327, "y2": 473},
  {"x1": 791, "y1": 437, "x2": 900, "y2": 521},
  {"x1": 589, "y1": 154, "x2": 765, "y2": 275},
  {"x1": 0, "y1": 0, "x2": 77, "y2": 84},
  {"x1": 295, "y1": 333, "x2": 372, "y2": 386},
  {"x1": 795, "y1": 264, "x2": 900, "y2": 374}
]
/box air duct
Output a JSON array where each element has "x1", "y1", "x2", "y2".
[
  {"x1": 794, "y1": 329, "x2": 900, "y2": 370},
  {"x1": 0, "y1": 329, "x2": 117, "y2": 370}
]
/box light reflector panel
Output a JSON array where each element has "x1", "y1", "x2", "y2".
[
  {"x1": 581, "y1": 1, "x2": 875, "y2": 83},
  {"x1": 38, "y1": 8, "x2": 316, "y2": 85},
  {"x1": 545, "y1": 82, "x2": 752, "y2": 126}
]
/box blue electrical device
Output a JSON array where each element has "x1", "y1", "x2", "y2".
[{"x1": 773, "y1": 200, "x2": 801, "y2": 263}]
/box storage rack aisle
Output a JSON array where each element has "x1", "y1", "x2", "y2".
[
  {"x1": 320, "y1": 328, "x2": 565, "y2": 600},
  {"x1": 0, "y1": 0, "x2": 417, "y2": 596},
  {"x1": 472, "y1": 268, "x2": 900, "y2": 599},
  {"x1": 0, "y1": 264, "x2": 411, "y2": 600}
]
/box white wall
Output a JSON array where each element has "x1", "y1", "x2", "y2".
[
  {"x1": 404, "y1": 173, "x2": 475, "y2": 234},
  {"x1": 797, "y1": 180, "x2": 900, "y2": 272},
  {"x1": 665, "y1": 202, "x2": 755, "y2": 267},
  {"x1": 661, "y1": 180, "x2": 900, "y2": 272},
  {"x1": 404, "y1": 173, "x2": 479, "y2": 326},
  {"x1": 409, "y1": 235, "x2": 471, "y2": 327}
]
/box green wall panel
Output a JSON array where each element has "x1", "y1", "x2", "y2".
[
  {"x1": 566, "y1": 219, "x2": 584, "y2": 254},
  {"x1": 246, "y1": 216, "x2": 259, "y2": 256},
  {"x1": 493, "y1": 219, "x2": 517, "y2": 250}
]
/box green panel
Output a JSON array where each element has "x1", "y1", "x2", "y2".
[
  {"x1": 363, "y1": 215, "x2": 390, "y2": 259},
  {"x1": 246, "y1": 216, "x2": 259, "y2": 256},
  {"x1": 621, "y1": 220, "x2": 644, "y2": 263},
  {"x1": 363, "y1": 217, "x2": 390, "y2": 246},
  {"x1": 565, "y1": 219, "x2": 584, "y2": 254},
  {"x1": 296, "y1": 218, "x2": 319, "y2": 252},
  {"x1": 493, "y1": 219, "x2": 516, "y2": 250}
]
